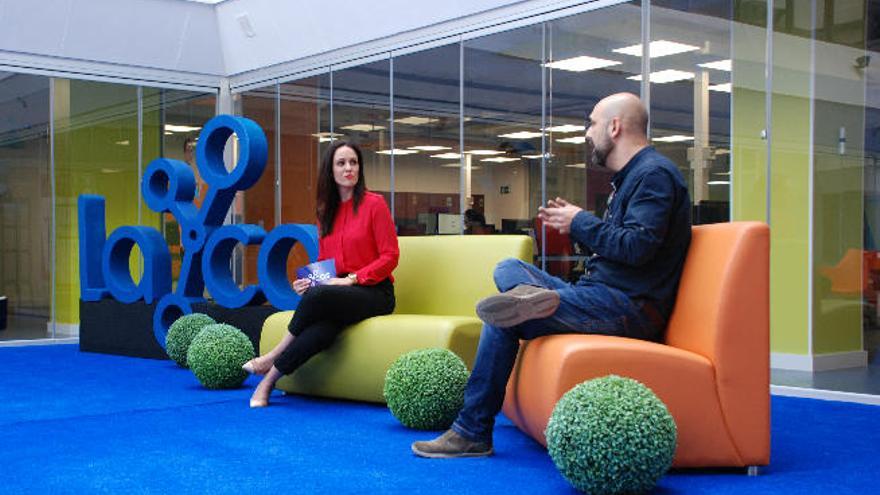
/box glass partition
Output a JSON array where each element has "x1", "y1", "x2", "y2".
[
  {"x1": 392, "y1": 44, "x2": 461, "y2": 236},
  {"x1": 464, "y1": 24, "x2": 544, "y2": 251},
  {"x1": 651, "y1": 0, "x2": 732, "y2": 224},
  {"x1": 546, "y1": 1, "x2": 642, "y2": 281},
  {"x1": 332, "y1": 59, "x2": 392, "y2": 211},
  {"x1": 0, "y1": 73, "x2": 51, "y2": 340},
  {"x1": 54, "y1": 79, "x2": 140, "y2": 332}
]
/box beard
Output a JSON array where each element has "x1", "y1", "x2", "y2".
[{"x1": 586, "y1": 137, "x2": 610, "y2": 169}]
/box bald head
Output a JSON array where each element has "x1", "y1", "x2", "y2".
[{"x1": 594, "y1": 92, "x2": 648, "y2": 138}]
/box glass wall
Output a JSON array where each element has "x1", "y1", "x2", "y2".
[
  {"x1": 464, "y1": 24, "x2": 543, "y2": 243},
  {"x1": 227, "y1": 0, "x2": 880, "y2": 396},
  {"x1": 0, "y1": 73, "x2": 51, "y2": 340},
  {"x1": 54, "y1": 80, "x2": 140, "y2": 334},
  {"x1": 651, "y1": 1, "x2": 732, "y2": 224},
  {"x1": 545, "y1": 2, "x2": 642, "y2": 280},
  {"x1": 333, "y1": 59, "x2": 392, "y2": 210},
  {"x1": 0, "y1": 74, "x2": 216, "y2": 342},
  {"x1": 393, "y1": 45, "x2": 461, "y2": 236}
]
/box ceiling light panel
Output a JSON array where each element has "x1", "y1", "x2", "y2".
[
  {"x1": 613, "y1": 40, "x2": 701, "y2": 58},
  {"x1": 340, "y1": 124, "x2": 386, "y2": 132},
  {"x1": 544, "y1": 124, "x2": 585, "y2": 133},
  {"x1": 627, "y1": 69, "x2": 695, "y2": 84},
  {"x1": 698, "y1": 59, "x2": 732, "y2": 71},
  {"x1": 652, "y1": 135, "x2": 694, "y2": 143},
  {"x1": 480, "y1": 157, "x2": 520, "y2": 163},
  {"x1": 394, "y1": 116, "x2": 439, "y2": 125},
  {"x1": 409, "y1": 145, "x2": 451, "y2": 151},
  {"x1": 544, "y1": 55, "x2": 621, "y2": 72},
  {"x1": 498, "y1": 131, "x2": 544, "y2": 139},
  {"x1": 556, "y1": 136, "x2": 586, "y2": 144},
  {"x1": 376, "y1": 149, "x2": 419, "y2": 155}
]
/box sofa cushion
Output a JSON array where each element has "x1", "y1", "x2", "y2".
[{"x1": 261, "y1": 311, "x2": 483, "y2": 403}]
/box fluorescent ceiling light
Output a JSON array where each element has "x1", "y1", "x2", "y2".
[
  {"x1": 430, "y1": 152, "x2": 462, "y2": 159},
  {"x1": 652, "y1": 135, "x2": 694, "y2": 143},
  {"x1": 544, "y1": 124, "x2": 585, "y2": 133},
  {"x1": 613, "y1": 40, "x2": 700, "y2": 58},
  {"x1": 480, "y1": 157, "x2": 520, "y2": 163},
  {"x1": 708, "y1": 180, "x2": 730, "y2": 185},
  {"x1": 544, "y1": 55, "x2": 621, "y2": 72},
  {"x1": 340, "y1": 124, "x2": 386, "y2": 132},
  {"x1": 115, "y1": 140, "x2": 130, "y2": 146},
  {"x1": 565, "y1": 163, "x2": 587, "y2": 169},
  {"x1": 409, "y1": 145, "x2": 451, "y2": 151},
  {"x1": 556, "y1": 136, "x2": 586, "y2": 144},
  {"x1": 628, "y1": 70, "x2": 695, "y2": 84},
  {"x1": 376, "y1": 149, "x2": 418, "y2": 155},
  {"x1": 466, "y1": 150, "x2": 504, "y2": 156},
  {"x1": 441, "y1": 164, "x2": 482, "y2": 169},
  {"x1": 311, "y1": 132, "x2": 344, "y2": 138},
  {"x1": 498, "y1": 131, "x2": 544, "y2": 139},
  {"x1": 698, "y1": 59, "x2": 732, "y2": 71},
  {"x1": 394, "y1": 116, "x2": 438, "y2": 125},
  {"x1": 101, "y1": 168, "x2": 122, "y2": 173},
  {"x1": 522, "y1": 153, "x2": 551, "y2": 159},
  {"x1": 709, "y1": 83, "x2": 732, "y2": 93},
  {"x1": 164, "y1": 131, "x2": 173, "y2": 136},
  {"x1": 164, "y1": 124, "x2": 202, "y2": 133}
]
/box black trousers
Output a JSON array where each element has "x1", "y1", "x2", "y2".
[{"x1": 274, "y1": 279, "x2": 395, "y2": 375}]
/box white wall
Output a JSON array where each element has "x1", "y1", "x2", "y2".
[
  {"x1": 217, "y1": 0, "x2": 530, "y2": 76},
  {"x1": 0, "y1": 0, "x2": 224, "y2": 80}
]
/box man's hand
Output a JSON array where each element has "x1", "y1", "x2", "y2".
[{"x1": 537, "y1": 197, "x2": 583, "y2": 234}]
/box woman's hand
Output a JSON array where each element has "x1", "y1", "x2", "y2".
[
  {"x1": 292, "y1": 278, "x2": 311, "y2": 295},
  {"x1": 325, "y1": 277, "x2": 356, "y2": 286}
]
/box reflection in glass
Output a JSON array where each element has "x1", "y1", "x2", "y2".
[
  {"x1": 54, "y1": 79, "x2": 139, "y2": 334},
  {"x1": 547, "y1": 2, "x2": 641, "y2": 280},
  {"x1": 464, "y1": 24, "x2": 544, "y2": 253},
  {"x1": 240, "y1": 87, "x2": 277, "y2": 287},
  {"x1": 279, "y1": 73, "x2": 331, "y2": 277},
  {"x1": 0, "y1": 73, "x2": 51, "y2": 340},
  {"x1": 143, "y1": 88, "x2": 216, "y2": 286},
  {"x1": 332, "y1": 59, "x2": 392, "y2": 218},
  {"x1": 393, "y1": 44, "x2": 461, "y2": 236},
  {"x1": 651, "y1": 0, "x2": 732, "y2": 224}
]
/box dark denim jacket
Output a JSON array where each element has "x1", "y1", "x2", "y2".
[{"x1": 571, "y1": 146, "x2": 692, "y2": 320}]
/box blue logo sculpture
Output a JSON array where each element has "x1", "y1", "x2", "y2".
[{"x1": 78, "y1": 115, "x2": 319, "y2": 348}]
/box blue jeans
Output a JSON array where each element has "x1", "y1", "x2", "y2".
[{"x1": 451, "y1": 258, "x2": 658, "y2": 443}]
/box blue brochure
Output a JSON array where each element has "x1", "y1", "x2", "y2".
[{"x1": 296, "y1": 259, "x2": 337, "y2": 287}]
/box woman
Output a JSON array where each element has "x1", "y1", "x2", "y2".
[{"x1": 243, "y1": 141, "x2": 399, "y2": 407}]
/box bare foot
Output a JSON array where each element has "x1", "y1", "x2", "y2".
[
  {"x1": 249, "y1": 383, "x2": 271, "y2": 408},
  {"x1": 242, "y1": 355, "x2": 274, "y2": 375}
]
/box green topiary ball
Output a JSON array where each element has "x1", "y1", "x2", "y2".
[
  {"x1": 383, "y1": 348, "x2": 469, "y2": 430},
  {"x1": 545, "y1": 375, "x2": 677, "y2": 495},
  {"x1": 186, "y1": 323, "x2": 255, "y2": 389},
  {"x1": 165, "y1": 313, "x2": 216, "y2": 368}
]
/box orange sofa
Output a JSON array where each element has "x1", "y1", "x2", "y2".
[{"x1": 501, "y1": 221, "x2": 770, "y2": 469}]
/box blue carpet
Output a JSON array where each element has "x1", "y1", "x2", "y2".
[{"x1": 1, "y1": 344, "x2": 878, "y2": 494}]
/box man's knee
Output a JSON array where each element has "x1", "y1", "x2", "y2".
[{"x1": 493, "y1": 258, "x2": 528, "y2": 287}]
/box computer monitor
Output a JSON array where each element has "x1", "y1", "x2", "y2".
[
  {"x1": 501, "y1": 218, "x2": 532, "y2": 234},
  {"x1": 437, "y1": 213, "x2": 462, "y2": 234},
  {"x1": 417, "y1": 213, "x2": 437, "y2": 235}
]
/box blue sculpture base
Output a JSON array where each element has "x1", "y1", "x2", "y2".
[{"x1": 79, "y1": 299, "x2": 277, "y2": 359}]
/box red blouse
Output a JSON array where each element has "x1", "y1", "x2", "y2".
[{"x1": 318, "y1": 191, "x2": 399, "y2": 285}]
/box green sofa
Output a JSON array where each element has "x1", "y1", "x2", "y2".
[{"x1": 259, "y1": 234, "x2": 533, "y2": 403}]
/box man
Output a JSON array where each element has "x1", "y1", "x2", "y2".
[{"x1": 411, "y1": 92, "x2": 692, "y2": 458}]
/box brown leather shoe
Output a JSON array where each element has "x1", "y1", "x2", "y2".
[
  {"x1": 476, "y1": 284, "x2": 560, "y2": 327},
  {"x1": 411, "y1": 429, "x2": 493, "y2": 458}
]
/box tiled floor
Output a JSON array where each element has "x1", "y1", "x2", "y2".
[
  {"x1": 0, "y1": 314, "x2": 51, "y2": 341},
  {"x1": 772, "y1": 362, "x2": 880, "y2": 396}
]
